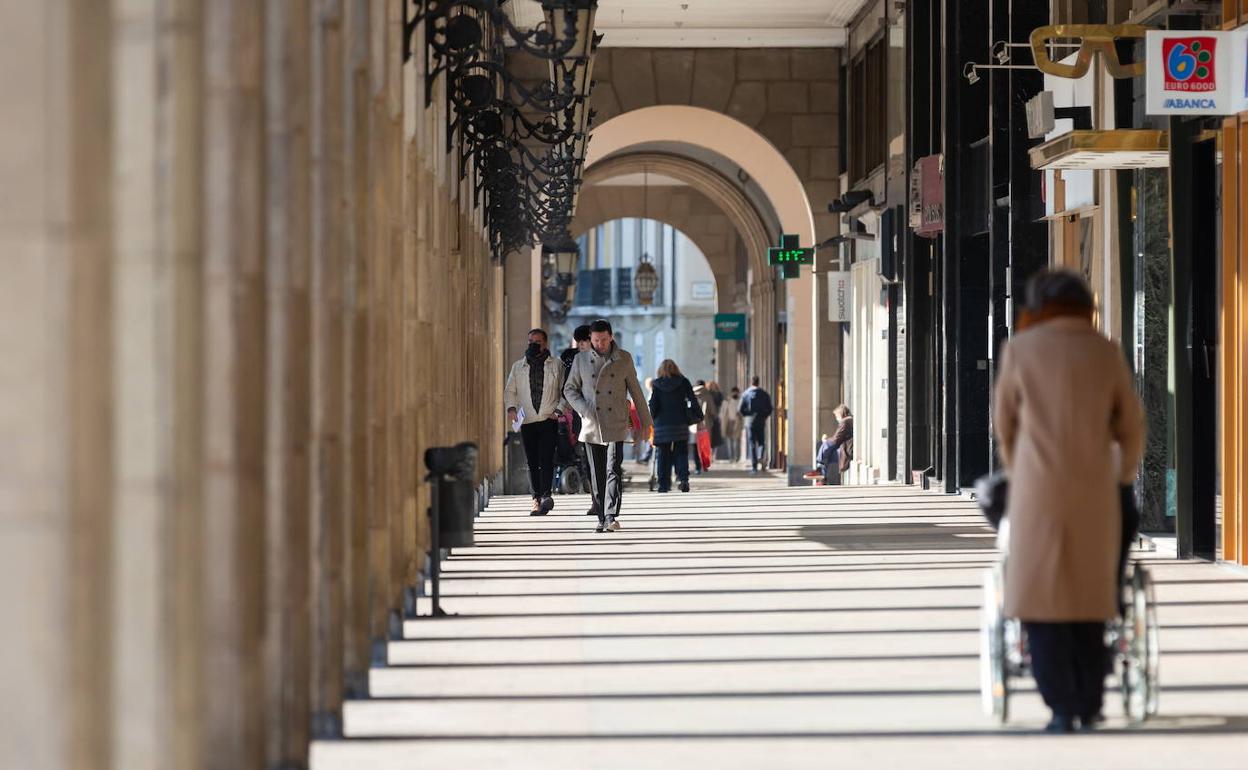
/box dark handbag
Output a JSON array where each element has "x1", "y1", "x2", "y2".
[
  {"x1": 685, "y1": 383, "x2": 704, "y2": 426},
  {"x1": 974, "y1": 471, "x2": 1008, "y2": 530},
  {"x1": 686, "y1": 400, "x2": 703, "y2": 426}
]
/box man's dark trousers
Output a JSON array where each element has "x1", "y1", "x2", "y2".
[
  {"x1": 519, "y1": 419, "x2": 558, "y2": 499},
  {"x1": 586, "y1": 441, "x2": 625, "y2": 524},
  {"x1": 1023, "y1": 621, "x2": 1107, "y2": 720},
  {"x1": 745, "y1": 419, "x2": 768, "y2": 470}
]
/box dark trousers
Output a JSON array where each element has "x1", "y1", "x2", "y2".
[
  {"x1": 745, "y1": 421, "x2": 767, "y2": 470},
  {"x1": 654, "y1": 440, "x2": 689, "y2": 492},
  {"x1": 1023, "y1": 621, "x2": 1107, "y2": 719},
  {"x1": 691, "y1": 437, "x2": 704, "y2": 472},
  {"x1": 586, "y1": 441, "x2": 625, "y2": 524},
  {"x1": 519, "y1": 419, "x2": 558, "y2": 499}
]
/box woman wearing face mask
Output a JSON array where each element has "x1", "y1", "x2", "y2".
[{"x1": 504, "y1": 328, "x2": 567, "y2": 514}]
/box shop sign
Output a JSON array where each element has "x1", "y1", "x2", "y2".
[
  {"x1": 1145, "y1": 30, "x2": 1248, "y2": 116},
  {"x1": 713, "y1": 313, "x2": 747, "y2": 340},
  {"x1": 913, "y1": 154, "x2": 944, "y2": 239},
  {"x1": 827, "y1": 272, "x2": 852, "y2": 323}
]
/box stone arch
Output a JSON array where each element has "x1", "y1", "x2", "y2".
[
  {"x1": 579, "y1": 152, "x2": 772, "y2": 279},
  {"x1": 568, "y1": 205, "x2": 747, "y2": 389},
  {"x1": 579, "y1": 107, "x2": 815, "y2": 408},
  {"x1": 586, "y1": 105, "x2": 816, "y2": 248}
]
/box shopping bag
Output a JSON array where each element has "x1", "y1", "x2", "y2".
[{"x1": 697, "y1": 429, "x2": 713, "y2": 470}]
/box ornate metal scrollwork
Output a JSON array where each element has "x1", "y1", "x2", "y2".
[{"x1": 404, "y1": 0, "x2": 599, "y2": 260}]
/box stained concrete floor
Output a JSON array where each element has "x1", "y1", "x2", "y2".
[{"x1": 311, "y1": 470, "x2": 1248, "y2": 769}]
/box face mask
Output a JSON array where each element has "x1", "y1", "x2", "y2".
[{"x1": 526, "y1": 342, "x2": 543, "y2": 357}]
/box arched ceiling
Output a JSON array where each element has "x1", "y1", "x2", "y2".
[
  {"x1": 580, "y1": 151, "x2": 771, "y2": 278},
  {"x1": 586, "y1": 105, "x2": 816, "y2": 248}
]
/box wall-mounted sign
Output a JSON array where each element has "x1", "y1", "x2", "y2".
[
  {"x1": 690, "y1": 280, "x2": 716, "y2": 300},
  {"x1": 768, "y1": 233, "x2": 814, "y2": 267},
  {"x1": 714, "y1": 313, "x2": 747, "y2": 340},
  {"x1": 914, "y1": 154, "x2": 944, "y2": 239},
  {"x1": 769, "y1": 247, "x2": 814, "y2": 265},
  {"x1": 1031, "y1": 25, "x2": 1147, "y2": 80},
  {"x1": 827, "y1": 271, "x2": 852, "y2": 323},
  {"x1": 1146, "y1": 30, "x2": 1248, "y2": 116}
]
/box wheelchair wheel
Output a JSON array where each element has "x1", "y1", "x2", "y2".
[
  {"x1": 560, "y1": 465, "x2": 582, "y2": 496},
  {"x1": 980, "y1": 564, "x2": 1010, "y2": 723},
  {"x1": 1120, "y1": 563, "x2": 1159, "y2": 723}
]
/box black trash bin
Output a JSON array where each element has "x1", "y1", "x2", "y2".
[{"x1": 425, "y1": 442, "x2": 478, "y2": 548}]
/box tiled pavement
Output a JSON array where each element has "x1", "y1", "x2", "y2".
[{"x1": 311, "y1": 471, "x2": 1248, "y2": 769}]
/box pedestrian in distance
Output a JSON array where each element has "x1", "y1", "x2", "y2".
[
  {"x1": 560, "y1": 324, "x2": 599, "y2": 517},
  {"x1": 504, "y1": 328, "x2": 567, "y2": 515},
  {"x1": 721, "y1": 385, "x2": 743, "y2": 463},
  {"x1": 706, "y1": 381, "x2": 726, "y2": 457},
  {"x1": 560, "y1": 323, "x2": 592, "y2": 374},
  {"x1": 648, "y1": 360, "x2": 701, "y2": 493},
  {"x1": 738, "y1": 376, "x2": 774, "y2": 474},
  {"x1": 563, "y1": 319, "x2": 654, "y2": 533},
  {"x1": 637, "y1": 377, "x2": 656, "y2": 464},
  {"x1": 828, "y1": 404, "x2": 854, "y2": 483},
  {"x1": 691, "y1": 380, "x2": 718, "y2": 474},
  {"x1": 993, "y1": 269, "x2": 1146, "y2": 733}
]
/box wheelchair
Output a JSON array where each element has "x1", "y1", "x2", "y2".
[{"x1": 980, "y1": 523, "x2": 1160, "y2": 725}]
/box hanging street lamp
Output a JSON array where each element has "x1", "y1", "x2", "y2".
[
  {"x1": 634, "y1": 253, "x2": 659, "y2": 306},
  {"x1": 403, "y1": 0, "x2": 601, "y2": 260},
  {"x1": 541, "y1": 235, "x2": 580, "y2": 322}
]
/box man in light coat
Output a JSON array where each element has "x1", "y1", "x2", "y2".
[
  {"x1": 563, "y1": 319, "x2": 653, "y2": 533},
  {"x1": 505, "y1": 328, "x2": 567, "y2": 515}
]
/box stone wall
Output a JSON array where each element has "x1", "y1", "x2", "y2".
[
  {"x1": 590, "y1": 48, "x2": 843, "y2": 243},
  {"x1": 0, "y1": 2, "x2": 504, "y2": 769}
]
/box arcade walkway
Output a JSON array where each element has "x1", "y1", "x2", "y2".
[{"x1": 311, "y1": 474, "x2": 1248, "y2": 769}]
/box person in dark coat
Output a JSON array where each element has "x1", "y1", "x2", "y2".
[
  {"x1": 648, "y1": 359, "x2": 700, "y2": 493},
  {"x1": 738, "y1": 376, "x2": 773, "y2": 474},
  {"x1": 560, "y1": 325, "x2": 597, "y2": 516}
]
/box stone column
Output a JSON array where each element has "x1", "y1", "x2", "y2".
[
  {"x1": 263, "y1": 0, "x2": 314, "y2": 765},
  {"x1": 504, "y1": 250, "x2": 535, "y2": 368},
  {"x1": 158, "y1": 1, "x2": 208, "y2": 765},
  {"x1": 785, "y1": 269, "x2": 817, "y2": 478},
  {"x1": 812, "y1": 236, "x2": 844, "y2": 464},
  {"x1": 309, "y1": 0, "x2": 348, "y2": 738},
  {"x1": 342, "y1": 0, "x2": 372, "y2": 699},
  {"x1": 201, "y1": 1, "x2": 269, "y2": 766},
  {"x1": 749, "y1": 278, "x2": 777, "y2": 392},
  {"x1": 0, "y1": 6, "x2": 116, "y2": 767}
]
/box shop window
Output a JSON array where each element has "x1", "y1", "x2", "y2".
[{"x1": 848, "y1": 35, "x2": 887, "y2": 183}]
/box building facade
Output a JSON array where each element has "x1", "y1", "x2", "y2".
[{"x1": 830, "y1": 0, "x2": 1248, "y2": 567}]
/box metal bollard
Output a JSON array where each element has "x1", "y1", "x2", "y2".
[{"x1": 422, "y1": 442, "x2": 478, "y2": 617}]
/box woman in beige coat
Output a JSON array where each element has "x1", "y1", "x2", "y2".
[{"x1": 993, "y1": 269, "x2": 1145, "y2": 733}]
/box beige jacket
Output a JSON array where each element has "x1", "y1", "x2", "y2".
[
  {"x1": 503, "y1": 354, "x2": 566, "y2": 425},
  {"x1": 563, "y1": 344, "x2": 653, "y2": 445},
  {"x1": 993, "y1": 318, "x2": 1146, "y2": 622}
]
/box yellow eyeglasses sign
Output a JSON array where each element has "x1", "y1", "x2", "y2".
[{"x1": 1029, "y1": 24, "x2": 1149, "y2": 80}]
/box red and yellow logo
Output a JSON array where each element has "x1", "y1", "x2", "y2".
[{"x1": 1163, "y1": 37, "x2": 1216, "y2": 92}]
